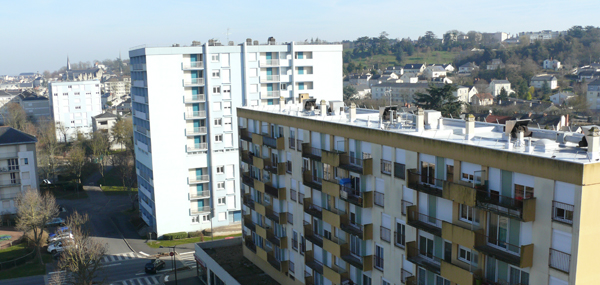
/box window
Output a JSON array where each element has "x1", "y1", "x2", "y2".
[
  {"x1": 298, "y1": 82, "x2": 304, "y2": 90},
  {"x1": 394, "y1": 162, "x2": 405, "y2": 179},
  {"x1": 515, "y1": 184, "x2": 534, "y2": 200},
  {"x1": 292, "y1": 231, "x2": 298, "y2": 251},
  {"x1": 217, "y1": 182, "x2": 225, "y2": 189},
  {"x1": 214, "y1": 119, "x2": 222, "y2": 126},
  {"x1": 212, "y1": 70, "x2": 220, "y2": 78},
  {"x1": 381, "y1": 279, "x2": 391, "y2": 285},
  {"x1": 375, "y1": 245, "x2": 384, "y2": 271},
  {"x1": 459, "y1": 204, "x2": 479, "y2": 224},
  {"x1": 218, "y1": 197, "x2": 226, "y2": 205},
  {"x1": 211, "y1": 54, "x2": 219, "y2": 62},
  {"x1": 395, "y1": 222, "x2": 405, "y2": 247},
  {"x1": 202, "y1": 215, "x2": 210, "y2": 222},
  {"x1": 281, "y1": 83, "x2": 287, "y2": 90},
  {"x1": 363, "y1": 274, "x2": 372, "y2": 285},
  {"x1": 298, "y1": 67, "x2": 304, "y2": 75},
  {"x1": 75, "y1": 106, "x2": 81, "y2": 109},
  {"x1": 216, "y1": 166, "x2": 225, "y2": 174},
  {"x1": 215, "y1": 135, "x2": 223, "y2": 142},
  {"x1": 222, "y1": 86, "x2": 231, "y2": 98},
  {"x1": 462, "y1": 173, "x2": 474, "y2": 182},
  {"x1": 23, "y1": 158, "x2": 28, "y2": 165},
  {"x1": 213, "y1": 86, "x2": 221, "y2": 94},
  {"x1": 381, "y1": 159, "x2": 392, "y2": 175}
]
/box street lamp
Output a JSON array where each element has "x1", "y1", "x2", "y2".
[{"x1": 160, "y1": 245, "x2": 178, "y2": 284}]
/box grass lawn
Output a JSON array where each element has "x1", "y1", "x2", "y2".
[
  {"x1": 0, "y1": 245, "x2": 53, "y2": 280},
  {"x1": 147, "y1": 233, "x2": 242, "y2": 248},
  {"x1": 100, "y1": 168, "x2": 138, "y2": 195}
]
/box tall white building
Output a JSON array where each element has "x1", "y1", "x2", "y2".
[
  {"x1": 48, "y1": 80, "x2": 102, "y2": 142},
  {"x1": 129, "y1": 39, "x2": 343, "y2": 237},
  {"x1": 0, "y1": 127, "x2": 38, "y2": 215}
]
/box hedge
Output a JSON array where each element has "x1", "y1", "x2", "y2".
[
  {"x1": 163, "y1": 232, "x2": 188, "y2": 240},
  {"x1": 188, "y1": 231, "x2": 204, "y2": 238}
]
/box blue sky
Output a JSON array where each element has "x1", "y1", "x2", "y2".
[{"x1": 1, "y1": 0, "x2": 599, "y2": 75}]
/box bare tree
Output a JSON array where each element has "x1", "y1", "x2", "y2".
[
  {"x1": 56, "y1": 122, "x2": 69, "y2": 143},
  {"x1": 113, "y1": 154, "x2": 137, "y2": 210},
  {"x1": 16, "y1": 189, "x2": 59, "y2": 264},
  {"x1": 67, "y1": 145, "x2": 86, "y2": 193},
  {"x1": 111, "y1": 117, "x2": 133, "y2": 153},
  {"x1": 37, "y1": 120, "x2": 60, "y2": 182},
  {"x1": 51, "y1": 211, "x2": 108, "y2": 285},
  {"x1": 90, "y1": 131, "x2": 110, "y2": 178},
  {"x1": 3, "y1": 103, "x2": 29, "y2": 131}
]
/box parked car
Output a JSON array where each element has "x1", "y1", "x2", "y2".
[
  {"x1": 145, "y1": 259, "x2": 165, "y2": 274},
  {"x1": 48, "y1": 232, "x2": 73, "y2": 243},
  {"x1": 45, "y1": 218, "x2": 65, "y2": 227},
  {"x1": 47, "y1": 240, "x2": 75, "y2": 254}
]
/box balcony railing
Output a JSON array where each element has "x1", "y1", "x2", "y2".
[
  {"x1": 380, "y1": 226, "x2": 391, "y2": 243},
  {"x1": 242, "y1": 172, "x2": 254, "y2": 188},
  {"x1": 243, "y1": 215, "x2": 255, "y2": 231},
  {"x1": 265, "y1": 206, "x2": 284, "y2": 224},
  {"x1": 407, "y1": 170, "x2": 443, "y2": 197},
  {"x1": 189, "y1": 175, "x2": 209, "y2": 184},
  {"x1": 289, "y1": 138, "x2": 296, "y2": 150},
  {"x1": 305, "y1": 250, "x2": 324, "y2": 275},
  {"x1": 406, "y1": 241, "x2": 442, "y2": 274},
  {"x1": 187, "y1": 143, "x2": 208, "y2": 152},
  {"x1": 401, "y1": 200, "x2": 413, "y2": 215},
  {"x1": 474, "y1": 232, "x2": 533, "y2": 268},
  {"x1": 183, "y1": 61, "x2": 204, "y2": 69},
  {"x1": 374, "y1": 192, "x2": 384, "y2": 207},
  {"x1": 184, "y1": 94, "x2": 206, "y2": 103},
  {"x1": 340, "y1": 186, "x2": 372, "y2": 208},
  {"x1": 303, "y1": 200, "x2": 323, "y2": 219},
  {"x1": 262, "y1": 75, "x2": 280, "y2": 82},
  {"x1": 261, "y1": 59, "x2": 280, "y2": 66},
  {"x1": 0, "y1": 179, "x2": 20, "y2": 187},
  {"x1": 240, "y1": 128, "x2": 253, "y2": 141},
  {"x1": 339, "y1": 153, "x2": 373, "y2": 175},
  {"x1": 475, "y1": 189, "x2": 536, "y2": 221},
  {"x1": 185, "y1": 110, "x2": 207, "y2": 119},
  {"x1": 381, "y1": 159, "x2": 392, "y2": 175},
  {"x1": 243, "y1": 194, "x2": 255, "y2": 210},
  {"x1": 407, "y1": 206, "x2": 443, "y2": 236},
  {"x1": 262, "y1": 90, "x2": 280, "y2": 99},
  {"x1": 401, "y1": 269, "x2": 413, "y2": 284},
  {"x1": 132, "y1": 63, "x2": 146, "y2": 71},
  {"x1": 187, "y1": 127, "x2": 207, "y2": 136},
  {"x1": 264, "y1": 182, "x2": 285, "y2": 199},
  {"x1": 244, "y1": 239, "x2": 257, "y2": 253},
  {"x1": 340, "y1": 215, "x2": 367, "y2": 239},
  {"x1": 302, "y1": 168, "x2": 322, "y2": 191},
  {"x1": 301, "y1": 143, "x2": 322, "y2": 160},
  {"x1": 190, "y1": 191, "x2": 210, "y2": 199},
  {"x1": 190, "y1": 206, "x2": 211, "y2": 215},
  {"x1": 552, "y1": 201, "x2": 574, "y2": 225},
  {"x1": 549, "y1": 248, "x2": 571, "y2": 273},
  {"x1": 184, "y1": 78, "x2": 205, "y2": 86}
]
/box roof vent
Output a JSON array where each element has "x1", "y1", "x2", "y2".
[
  {"x1": 268, "y1": 37, "x2": 276, "y2": 45},
  {"x1": 228, "y1": 41, "x2": 234, "y2": 46},
  {"x1": 246, "y1": 38, "x2": 252, "y2": 45},
  {"x1": 191, "y1": 41, "x2": 202, "y2": 46},
  {"x1": 379, "y1": 106, "x2": 398, "y2": 122},
  {"x1": 534, "y1": 139, "x2": 559, "y2": 153},
  {"x1": 253, "y1": 40, "x2": 259, "y2": 46}
]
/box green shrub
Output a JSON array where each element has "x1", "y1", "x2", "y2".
[
  {"x1": 188, "y1": 231, "x2": 204, "y2": 238},
  {"x1": 163, "y1": 232, "x2": 188, "y2": 240}
]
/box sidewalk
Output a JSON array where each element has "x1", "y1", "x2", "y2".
[{"x1": 164, "y1": 268, "x2": 198, "y2": 285}]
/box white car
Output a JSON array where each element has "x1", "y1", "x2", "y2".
[
  {"x1": 47, "y1": 240, "x2": 75, "y2": 254},
  {"x1": 47, "y1": 232, "x2": 73, "y2": 243}
]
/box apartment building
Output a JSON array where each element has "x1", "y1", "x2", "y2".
[
  {"x1": 585, "y1": 79, "x2": 600, "y2": 110},
  {"x1": 128, "y1": 39, "x2": 342, "y2": 237},
  {"x1": 238, "y1": 101, "x2": 597, "y2": 285},
  {"x1": 48, "y1": 80, "x2": 103, "y2": 142},
  {"x1": 0, "y1": 127, "x2": 38, "y2": 215}
]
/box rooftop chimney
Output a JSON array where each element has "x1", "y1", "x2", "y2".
[
  {"x1": 279, "y1": 96, "x2": 285, "y2": 111},
  {"x1": 416, "y1": 108, "x2": 424, "y2": 131},
  {"x1": 350, "y1": 103, "x2": 357, "y2": 122},
  {"x1": 465, "y1": 114, "x2": 475, "y2": 140},
  {"x1": 587, "y1": 127, "x2": 600, "y2": 160},
  {"x1": 320, "y1": 100, "x2": 327, "y2": 117}
]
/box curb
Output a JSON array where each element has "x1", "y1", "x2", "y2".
[{"x1": 109, "y1": 216, "x2": 136, "y2": 254}]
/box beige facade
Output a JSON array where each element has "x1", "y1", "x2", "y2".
[{"x1": 238, "y1": 104, "x2": 595, "y2": 285}]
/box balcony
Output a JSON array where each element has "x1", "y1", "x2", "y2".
[
  {"x1": 440, "y1": 260, "x2": 482, "y2": 285},
  {"x1": 406, "y1": 241, "x2": 442, "y2": 274},
  {"x1": 241, "y1": 151, "x2": 253, "y2": 165},
  {"x1": 260, "y1": 59, "x2": 280, "y2": 66},
  {"x1": 183, "y1": 78, "x2": 205, "y2": 86},
  {"x1": 243, "y1": 214, "x2": 255, "y2": 232},
  {"x1": 339, "y1": 153, "x2": 373, "y2": 175},
  {"x1": 442, "y1": 180, "x2": 481, "y2": 207},
  {"x1": 189, "y1": 191, "x2": 210, "y2": 200},
  {"x1": 190, "y1": 206, "x2": 211, "y2": 215},
  {"x1": 132, "y1": 63, "x2": 146, "y2": 71},
  {"x1": 549, "y1": 248, "x2": 571, "y2": 273},
  {"x1": 304, "y1": 222, "x2": 324, "y2": 247},
  {"x1": 261, "y1": 90, "x2": 280, "y2": 99},
  {"x1": 255, "y1": 222, "x2": 268, "y2": 239},
  {"x1": 262, "y1": 134, "x2": 285, "y2": 150},
  {"x1": 254, "y1": 199, "x2": 266, "y2": 216},
  {"x1": 303, "y1": 199, "x2": 323, "y2": 220},
  {"x1": 475, "y1": 189, "x2": 536, "y2": 222},
  {"x1": 183, "y1": 94, "x2": 206, "y2": 103},
  {"x1": 186, "y1": 127, "x2": 207, "y2": 136},
  {"x1": 407, "y1": 206, "x2": 443, "y2": 236},
  {"x1": 322, "y1": 179, "x2": 340, "y2": 198},
  {"x1": 340, "y1": 186, "x2": 373, "y2": 208},
  {"x1": 183, "y1": 61, "x2": 204, "y2": 69},
  {"x1": 401, "y1": 269, "x2": 413, "y2": 284},
  {"x1": 241, "y1": 172, "x2": 254, "y2": 188},
  {"x1": 264, "y1": 161, "x2": 286, "y2": 175},
  {"x1": 0, "y1": 179, "x2": 20, "y2": 188},
  {"x1": 261, "y1": 75, "x2": 280, "y2": 82},
  {"x1": 323, "y1": 235, "x2": 346, "y2": 258},
  {"x1": 302, "y1": 169, "x2": 322, "y2": 191},
  {"x1": 301, "y1": 143, "x2": 322, "y2": 161},
  {"x1": 407, "y1": 169, "x2": 443, "y2": 197},
  {"x1": 401, "y1": 200, "x2": 413, "y2": 215},
  {"x1": 304, "y1": 250, "x2": 324, "y2": 275},
  {"x1": 267, "y1": 251, "x2": 288, "y2": 272},
  {"x1": 252, "y1": 156, "x2": 265, "y2": 170},
  {"x1": 441, "y1": 221, "x2": 477, "y2": 249},
  {"x1": 323, "y1": 261, "x2": 350, "y2": 284},
  {"x1": 185, "y1": 110, "x2": 207, "y2": 119},
  {"x1": 340, "y1": 244, "x2": 373, "y2": 272},
  {"x1": 340, "y1": 214, "x2": 373, "y2": 240},
  {"x1": 264, "y1": 182, "x2": 286, "y2": 200},
  {"x1": 189, "y1": 175, "x2": 209, "y2": 184},
  {"x1": 240, "y1": 128, "x2": 253, "y2": 142},
  {"x1": 474, "y1": 232, "x2": 533, "y2": 268},
  {"x1": 187, "y1": 143, "x2": 208, "y2": 152},
  {"x1": 266, "y1": 228, "x2": 288, "y2": 249},
  {"x1": 242, "y1": 194, "x2": 255, "y2": 210},
  {"x1": 265, "y1": 206, "x2": 286, "y2": 224},
  {"x1": 321, "y1": 149, "x2": 343, "y2": 167},
  {"x1": 244, "y1": 238, "x2": 257, "y2": 253}
]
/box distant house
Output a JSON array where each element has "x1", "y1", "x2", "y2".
[
  {"x1": 442, "y1": 64, "x2": 455, "y2": 73},
  {"x1": 486, "y1": 59, "x2": 505, "y2": 70},
  {"x1": 17, "y1": 94, "x2": 50, "y2": 122},
  {"x1": 459, "y1": 62, "x2": 478, "y2": 73},
  {"x1": 530, "y1": 75, "x2": 558, "y2": 89},
  {"x1": 550, "y1": 92, "x2": 575, "y2": 105},
  {"x1": 385, "y1": 66, "x2": 404, "y2": 75},
  {"x1": 586, "y1": 79, "x2": 600, "y2": 110},
  {"x1": 92, "y1": 112, "x2": 121, "y2": 150},
  {"x1": 430, "y1": 77, "x2": 452, "y2": 84},
  {"x1": 453, "y1": 86, "x2": 471, "y2": 104},
  {"x1": 423, "y1": 66, "x2": 447, "y2": 79},
  {"x1": 577, "y1": 70, "x2": 600, "y2": 82},
  {"x1": 348, "y1": 74, "x2": 371, "y2": 86},
  {"x1": 543, "y1": 59, "x2": 561, "y2": 70},
  {"x1": 489, "y1": 80, "x2": 515, "y2": 97},
  {"x1": 403, "y1": 64, "x2": 426, "y2": 74},
  {"x1": 470, "y1": 93, "x2": 494, "y2": 106},
  {"x1": 117, "y1": 98, "x2": 132, "y2": 112}
]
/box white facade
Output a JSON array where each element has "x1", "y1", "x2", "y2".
[
  {"x1": 48, "y1": 80, "x2": 102, "y2": 142},
  {"x1": 531, "y1": 76, "x2": 558, "y2": 90},
  {"x1": 0, "y1": 128, "x2": 38, "y2": 215},
  {"x1": 544, "y1": 59, "x2": 561, "y2": 70},
  {"x1": 550, "y1": 93, "x2": 574, "y2": 105},
  {"x1": 129, "y1": 41, "x2": 343, "y2": 237},
  {"x1": 489, "y1": 80, "x2": 514, "y2": 97}
]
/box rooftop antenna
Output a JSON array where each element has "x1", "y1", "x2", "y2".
[{"x1": 225, "y1": 28, "x2": 232, "y2": 43}]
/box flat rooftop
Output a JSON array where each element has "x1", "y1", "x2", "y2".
[
  {"x1": 240, "y1": 103, "x2": 599, "y2": 165},
  {"x1": 203, "y1": 243, "x2": 278, "y2": 285}
]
